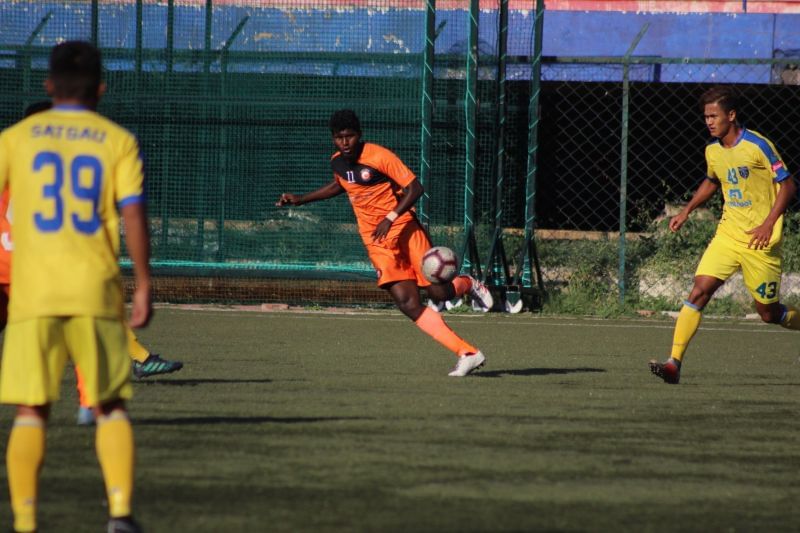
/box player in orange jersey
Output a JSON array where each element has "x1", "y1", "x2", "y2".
[
  {"x1": 277, "y1": 109, "x2": 492, "y2": 376},
  {"x1": 0, "y1": 101, "x2": 182, "y2": 428}
]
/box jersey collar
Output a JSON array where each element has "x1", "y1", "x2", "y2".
[
  {"x1": 716, "y1": 126, "x2": 746, "y2": 148},
  {"x1": 52, "y1": 104, "x2": 89, "y2": 111}
]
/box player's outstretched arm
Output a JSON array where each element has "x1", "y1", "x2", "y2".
[
  {"x1": 276, "y1": 179, "x2": 344, "y2": 207},
  {"x1": 122, "y1": 201, "x2": 152, "y2": 328},
  {"x1": 669, "y1": 178, "x2": 719, "y2": 232}
]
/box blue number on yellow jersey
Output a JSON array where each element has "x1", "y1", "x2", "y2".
[
  {"x1": 0, "y1": 105, "x2": 144, "y2": 322},
  {"x1": 705, "y1": 128, "x2": 791, "y2": 248}
]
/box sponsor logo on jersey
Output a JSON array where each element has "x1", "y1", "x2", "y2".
[{"x1": 772, "y1": 161, "x2": 785, "y2": 172}]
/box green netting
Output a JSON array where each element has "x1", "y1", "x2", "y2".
[
  {"x1": 0, "y1": 0, "x2": 432, "y2": 279},
  {"x1": 2, "y1": 2, "x2": 799, "y2": 313}
]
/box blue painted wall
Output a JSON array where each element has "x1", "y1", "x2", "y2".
[{"x1": 2, "y1": 3, "x2": 799, "y2": 82}]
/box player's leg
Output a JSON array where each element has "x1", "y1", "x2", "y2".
[
  {"x1": 372, "y1": 224, "x2": 485, "y2": 376},
  {"x1": 74, "y1": 365, "x2": 97, "y2": 426},
  {"x1": 389, "y1": 277, "x2": 477, "y2": 350},
  {"x1": 401, "y1": 223, "x2": 493, "y2": 311},
  {"x1": 127, "y1": 324, "x2": 184, "y2": 379},
  {"x1": 740, "y1": 244, "x2": 800, "y2": 330},
  {"x1": 95, "y1": 398, "x2": 138, "y2": 529},
  {"x1": 425, "y1": 275, "x2": 494, "y2": 311},
  {"x1": 672, "y1": 275, "x2": 723, "y2": 359},
  {"x1": 6, "y1": 405, "x2": 49, "y2": 533},
  {"x1": 1, "y1": 318, "x2": 69, "y2": 533},
  {"x1": 388, "y1": 282, "x2": 485, "y2": 377},
  {"x1": 126, "y1": 325, "x2": 151, "y2": 363},
  {"x1": 650, "y1": 236, "x2": 735, "y2": 383},
  {"x1": 66, "y1": 316, "x2": 138, "y2": 525}
]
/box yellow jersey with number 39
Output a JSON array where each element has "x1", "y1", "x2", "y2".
[
  {"x1": 0, "y1": 105, "x2": 144, "y2": 322},
  {"x1": 705, "y1": 128, "x2": 791, "y2": 249}
]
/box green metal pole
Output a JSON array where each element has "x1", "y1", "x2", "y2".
[
  {"x1": 91, "y1": 0, "x2": 99, "y2": 46},
  {"x1": 21, "y1": 12, "x2": 52, "y2": 110},
  {"x1": 166, "y1": 0, "x2": 175, "y2": 72},
  {"x1": 217, "y1": 16, "x2": 250, "y2": 261},
  {"x1": 135, "y1": 0, "x2": 143, "y2": 73},
  {"x1": 160, "y1": 0, "x2": 176, "y2": 252},
  {"x1": 419, "y1": 0, "x2": 435, "y2": 229},
  {"x1": 522, "y1": 0, "x2": 544, "y2": 287},
  {"x1": 197, "y1": 0, "x2": 213, "y2": 260},
  {"x1": 494, "y1": 0, "x2": 509, "y2": 232},
  {"x1": 618, "y1": 23, "x2": 650, "y2": 304},
  {"x1": 204, "y1": 0, "x2": 213, "y2": 73},
  {"x1": 462, "y1": 0, "x2": 478, "y2": 270}
]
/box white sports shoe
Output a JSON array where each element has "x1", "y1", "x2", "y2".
[
  {"x1": 427, "y1": 299, "x2": 445, "y2": 312},
  {"x1": 448, "y1": 351, "x2": 486, "y2": 377},
  {"x1": 468, "y1": 276, "x2": 494, "y2": 312}
]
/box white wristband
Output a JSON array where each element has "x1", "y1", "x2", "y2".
[{"x1": 385, "y1": 210, "x2": 399, "y2": 222}]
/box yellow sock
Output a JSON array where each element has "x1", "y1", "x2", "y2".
[
  {"x1": 671, "y1": 302, "x2": 702, "y2": 362},
  {"x1": 6, "y1": 416, "x2": 45, "y2": 533},
  {"x1": 779, "y1": 305, "x2": 800, "y2": 330},
  {"x1": 126, "y1": 326, "x2": 150, "y2": 363},
  {"x1": 96, "y1": 410, "x2": 135, "y2": 518}
]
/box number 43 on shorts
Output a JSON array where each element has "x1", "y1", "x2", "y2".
[{"x1": 755, "y1": 281, "x2": 778, "y2": 299}]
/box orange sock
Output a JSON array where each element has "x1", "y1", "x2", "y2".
[
  {"x1": 75, "y1": 366, "x2": 90, "y2": 409},
  {"x1": 414, "y1": 307, "x2": 478, "y2": 356},
  {"x1": 451, "y1": 275, "x2": 472, "y2": 297}
]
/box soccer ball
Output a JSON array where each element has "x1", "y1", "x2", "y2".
[{"x1": 421, "y1": 246, "x2": 458, "y2": 284}]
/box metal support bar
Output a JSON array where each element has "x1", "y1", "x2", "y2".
[
  {"x1": 217, "y1": 15, "x2": 250, "y2": 261},
  {"x1": 618, "y1": 23, "x2": 650, "y2": 304},
  {"x1": 418, "y1": 0, "x2": 436, "y2": 229}
]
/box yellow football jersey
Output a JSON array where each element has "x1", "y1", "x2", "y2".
[
  {"x1": 0, "y1": 105, "x2": 144, "y2": 321},
  {"x1": 705, "y1": 128, "x2": 791, "y2": 248}
]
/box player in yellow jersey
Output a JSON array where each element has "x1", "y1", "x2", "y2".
[
  {"x1": 0, "y1": 42, "x2": 150, "y2": 532},
  {"x1": 650, "y1": 86, "x2": 800, "y2": 384},
  {"x1": 0, "y1": 100, "x2": 182, "y2": 428}
]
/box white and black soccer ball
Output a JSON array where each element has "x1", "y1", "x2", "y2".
[{"x1": 421, "y1": 246, "x2": 458, "y2": 284}]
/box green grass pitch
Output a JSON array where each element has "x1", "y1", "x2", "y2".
[{"x1": 2, "y1": 307, "x2": 800, "y2": 532}]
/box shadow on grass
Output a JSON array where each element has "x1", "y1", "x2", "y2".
[
  {"x1": 134, "y1": 378, "x2": 278, "y2": 386},
  {"x1": 475, "y1": 367, "x2": 606, "y2": 378},
  {"x1": 133, "y1": 415, "x2": 373, "y2": 426}
]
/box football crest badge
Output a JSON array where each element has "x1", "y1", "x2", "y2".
[{"x1": 737, "y1": 166, "x2": 749, "y2": 179}]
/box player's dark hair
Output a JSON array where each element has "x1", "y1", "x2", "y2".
[
  {"x1": 24, "y1": 100, "x2": 52, "y2": 118},
  {"x1": 700, "y1": 86, "x2": 739, "y2": 115},
  {"x1": 48, "y1": 41, "x2": 103, "y2": 102},
  {"x1": 329, "y1": 109, "x2": 361, "y2": 134}
]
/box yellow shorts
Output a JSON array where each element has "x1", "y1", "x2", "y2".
[
  {"x1": 366, "y1": 220, "x2": 433, "y2": 288},
  {"x1": 696, "y1": 233, "x2": 782, "y2": 304},
  {"x1": 0, "y1": 316, "x2": 133, "y2": 407}
]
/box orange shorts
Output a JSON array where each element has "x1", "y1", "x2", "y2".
[
  {"x1": 365, "y1": 220, "x2": 432, "y2": 288},
  {"x1": 0, "y1": 246, "x2": 9, "y2": 286}
]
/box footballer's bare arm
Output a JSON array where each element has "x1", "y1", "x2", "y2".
[{"x1": 276, "y1": 179, "x2": 344, "y2": 207}]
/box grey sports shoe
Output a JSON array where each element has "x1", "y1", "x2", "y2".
[{"x1": 132, "y1": 354, "x2": 183, "y2": 379}]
